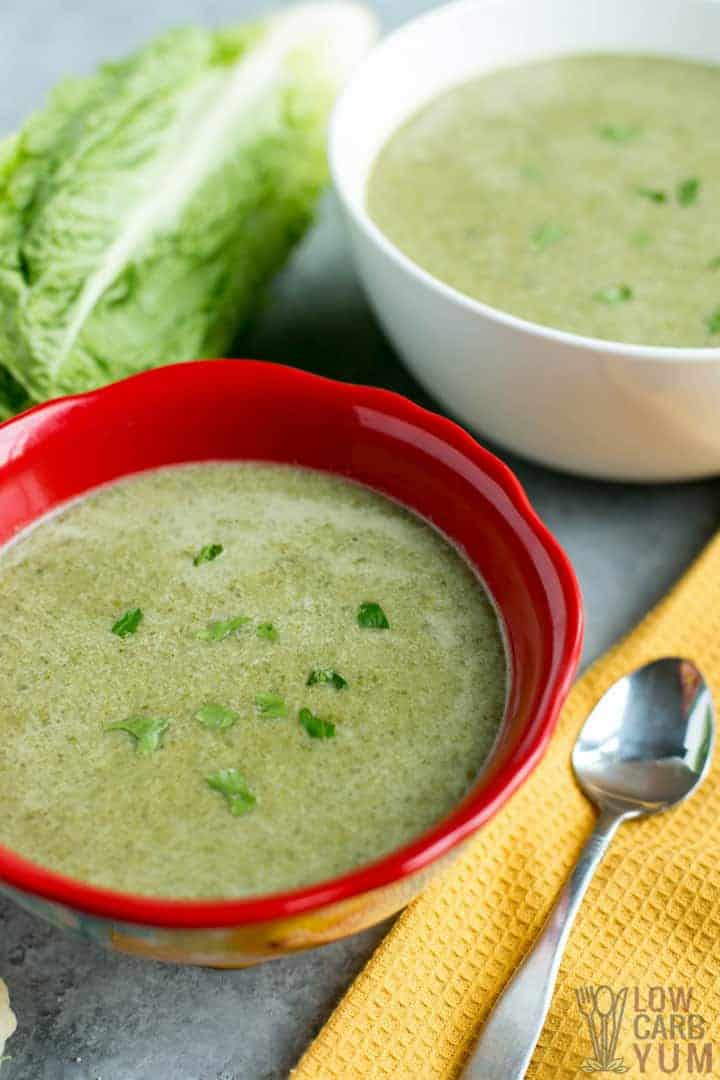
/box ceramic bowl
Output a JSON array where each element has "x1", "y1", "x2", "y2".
[
  {"x1": 330, "y1": 0, "x2": 720, "y2": 482},
  {"x1": 0, "y1": 360, "x2": 582, "y2": 966}
]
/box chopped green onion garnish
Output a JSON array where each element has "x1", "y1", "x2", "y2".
[
  {"x1": 106, "y1": 715, "x2": 168, "y2": 754},
  {"x1": 205, "y1": 768, "x2": 256, "y2": 816},
  {"x1": 307, "y1": 668, "x2": 348, "y2": 691},
  {"x1": 197, "y1": 615, "x2": 249, "y2": 641},
  {"x1": 256, "y1": 622, "x2": 278, "y2": 642},
  {"x1": 195, "y1": 703, "x2": 239, "y2": 730},
  {"x1": 193, "y1": 543, "x2": 223, "y2": 566},
  {"x1": 357, "y1": 602, "x2": 390, "y2": 629},
  {"x1": 254, "y1": 693, "x2": 288, "y2": 718},
  {"x1": 299, "y1": 707, "x2": 336, "y2": 740},
  {"x1": 111, "y1": 607, "x2": 143, "y2": 637},
  {"x1": 593, "y1": 284, "x2": 633, "y2": 305}
]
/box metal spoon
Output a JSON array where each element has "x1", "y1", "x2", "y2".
[{"x1": 462, "y1": 657, "x2": 714, "y2": 1080}]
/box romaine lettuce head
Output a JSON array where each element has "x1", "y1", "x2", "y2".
[{"x1": 0, "y1": 3, "x2": 376, "y2": 408}]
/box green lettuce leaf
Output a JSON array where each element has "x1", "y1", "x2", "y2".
[
  {"x1": 0, "y1": 136, "x2": 32, "y2": 420},
  {"x1": 0, "y1": 367, "x2": 30, "y2": 420},
  {"x1": 0, "y1": 4, "x2": 376, "y2": 407}
]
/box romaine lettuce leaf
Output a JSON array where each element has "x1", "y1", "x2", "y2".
[
  {"x1": 0, "y1": 4, "x2": 376, "y2": 408},
  {"x1": 0, "y1": 366, "x2": 30, "y2": 420}
]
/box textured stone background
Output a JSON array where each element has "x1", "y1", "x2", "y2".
[{"x1": 1, "y1": 2, "x2": 719, "y2": 1076}]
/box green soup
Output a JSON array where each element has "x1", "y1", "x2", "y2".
[
  {"x1": 367, "y1": 55, "x2": 720, "y2": 347},
  {"x1": 0, "y1": 464, "x2": 506, "y2": 898}
]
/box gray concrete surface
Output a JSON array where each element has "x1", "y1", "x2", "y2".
[{"x1": 1, "y1": 3, "x2": 720, "y2": 1077}]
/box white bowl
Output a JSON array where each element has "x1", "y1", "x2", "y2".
[{"x1": 330, "y1": 0, "x2": 720, "y2": 482}]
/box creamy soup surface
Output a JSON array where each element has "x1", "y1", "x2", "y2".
[
  {"x1": 367, "y1": 55, "x2": 720, "y2": 347},
  {"x1": 0, "y1": 464, "x2": 506, "y2": 898}
]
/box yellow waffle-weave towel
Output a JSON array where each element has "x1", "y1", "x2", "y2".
[{"x1": 293, "y1": 533, "x2": 720, "y2": 1079}]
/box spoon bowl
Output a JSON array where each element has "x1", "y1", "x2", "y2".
[{"x1": 573, "y1": 658, "x2": 714, "y2": 816}]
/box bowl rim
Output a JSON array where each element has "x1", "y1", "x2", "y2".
[
  {"x1": 0, "y1": 361, "x2": 583, "y2": 928},
  {"x1": 329, "y1": 0, "x2": 720, "y2": 364}
]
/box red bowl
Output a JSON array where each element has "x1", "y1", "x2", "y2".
[{"x1": 0, "y1": 360, "x2": 582, "y2": 965}]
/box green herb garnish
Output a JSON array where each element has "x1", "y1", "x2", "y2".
[
  {"x1": 193, "y1": 543, "x2": 223, "y2": 566},
  {"x1": 106, "y1": 715, "x2": 168, "y2": 754},
  {"x1": 593, "y1": 284, "x2": 633, "y2": 305},
  {"x1": 299, "y1": 707, "x2": 336, "y2": 739},
  {"x1": 531, "y1": 222, "x2": 566, "y2": 251},
  {"x1": 708, "y1": 256, "x2": 720, "y2": 271},
  {"x1": 254, "y1": 693, "x2": 288, "y2": 718},
  {"x1": 598, "y1": 123, "x2": 642, "y2": 143},
  {"x1": 636, "y1": 186, "x2": 667, "y2": 204},
  {"x1": 707, "y1": 307, "x2": 720, "y2": 334},
  {"x1": 357, "y1": 601, "x2": 390, "y2": 629},
  {"x1": 111, "y1": 607, "x2": 143, "y2": 637},
  {"x1": 631, "y1": 229, "x2": 652, "y2": 250},
  {"x1": 195, "y1": 703, "x2": 240, "y2": 730},
  {"x1": 197, "y1": 615, "x2": 249, "y2": 641},
  {"x1": 256, "y1": 622, "x2": 278, "y2": 642},
  {"x1": 205, "y1": 768, "x2": 256, "y2": 816},
  {"x1": 307, "y1": 668, "x2": 348, "y2": 691},
  {"x1": 520, "y1": 163, "x2": 544, "y2": 181},
  {"x1": 677, "y1": 177, "x2": 700, "y2": 206}
]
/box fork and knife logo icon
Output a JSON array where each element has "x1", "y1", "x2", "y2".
[{"x1": 576, "y1": 985, "x2": 629, "y2": 1073}]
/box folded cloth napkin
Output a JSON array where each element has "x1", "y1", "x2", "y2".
[{"x1": 293, "y1": 533, "x2": 720, "y2": 1079}]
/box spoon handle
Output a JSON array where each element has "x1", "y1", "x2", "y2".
[{"x1": 461, "y1": 806, "x2": 623, "y2": 1080}]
